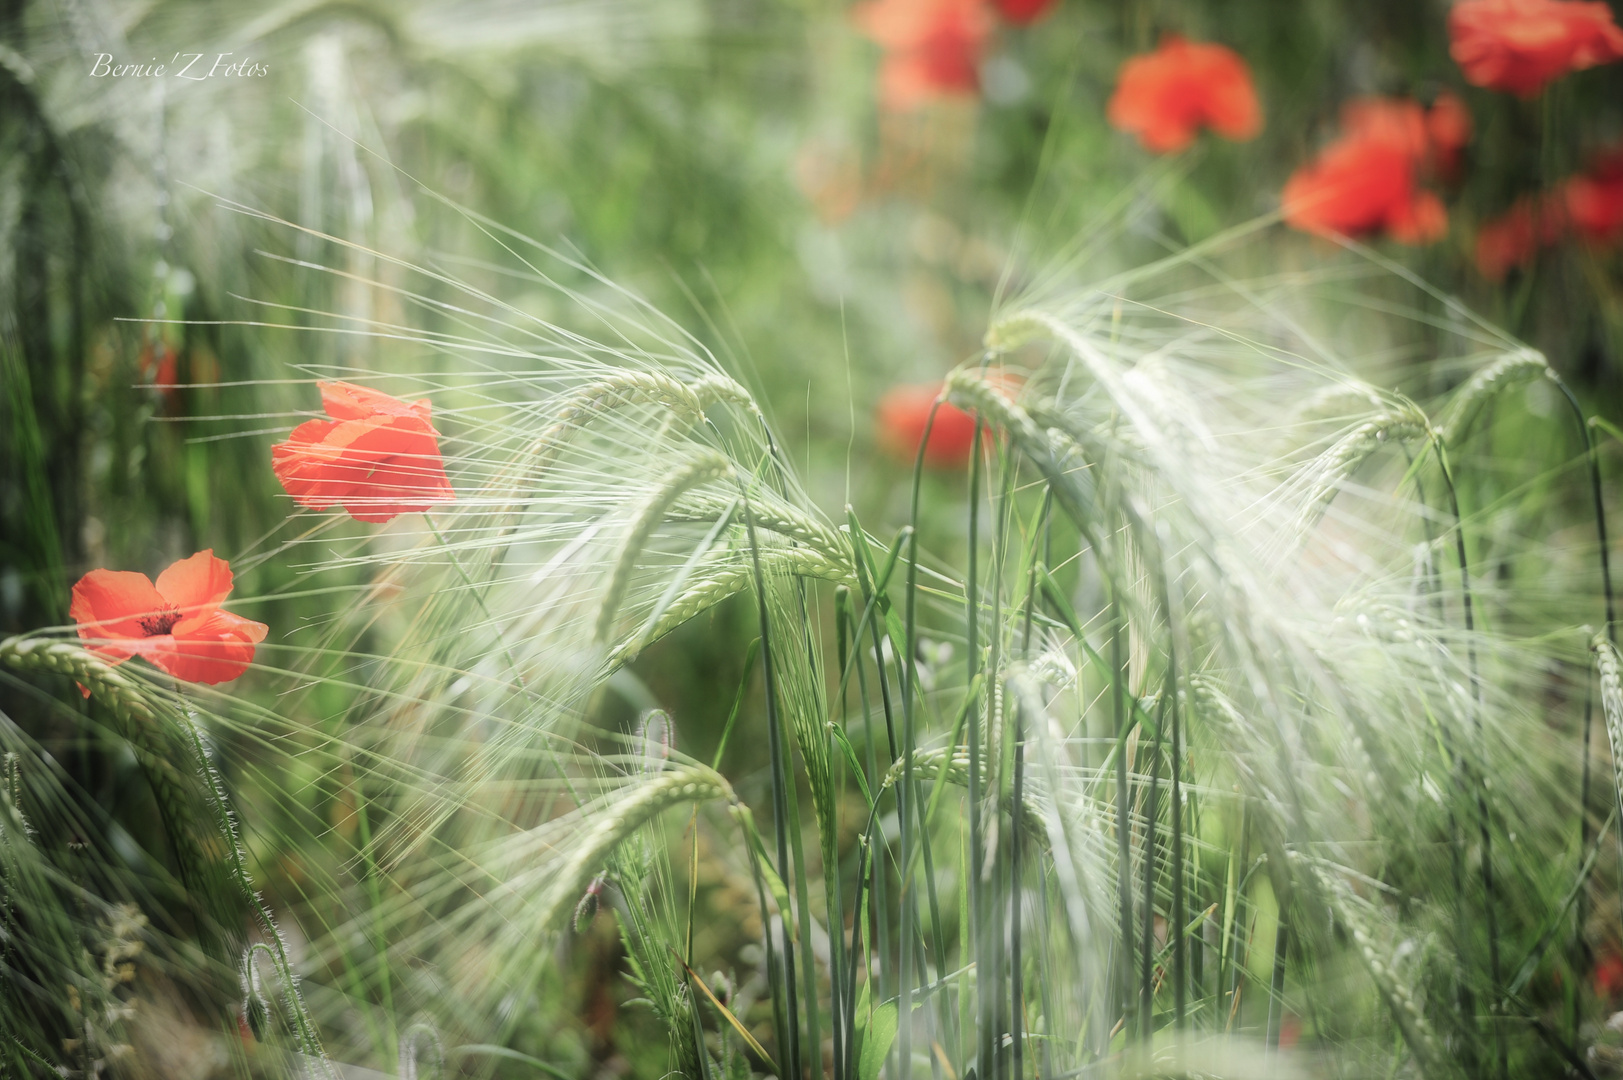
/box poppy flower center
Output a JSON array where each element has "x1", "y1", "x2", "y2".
[{"x1": 138, "y1": 607, "x2": 183, "y2": 636}]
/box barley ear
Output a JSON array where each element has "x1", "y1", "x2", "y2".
[
  {"x1": 540, "y1": 764, "x2": 733, "y2": 935},
  {"x1": 594, "y1": 451, "x2": 735, "y2": 644},
  {"x1": 1437, "y1": 350, "x2": 1549, "y2": 446}
]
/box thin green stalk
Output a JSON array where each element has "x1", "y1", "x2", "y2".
[
  {"x1": 965, "y1": 414, "x2": 989, "y2": 1080},
  {"x1": 896, "y1": 392, "x2": 953, "y2": 1080},
  {"x1": 988, "y1": 436, "x2": 1015, "y2": 1080},
  {"x1": 849, "y1": 518, "x2": 952, "y2": 1062},
  {"x1": 744, "y1": 809, "x2": 790, "y2": 1077},
  {"x1": 1575, "y1": 675, "x2": 1594, "y2": 1053},
  {"x1": 850, "y1": 528, "x2": 945, "y2": 1078},
  {"x1": 1552, "y1": 380, "x2": 1615, "y2": 644},
  {"x1": 1432, "y1": 440, "x2": 1504, "y2": 1080},
  {"x1": 1266, "y1": 921, "x2": 1289, "y2": 1050},
  {"x1": 739, "y1": 490, "x2": 802, "y2": 1080},
  {"x1": 1219, "y1": 801, "x2": 1242, "y2": 1031},
  {"x1": 792, "y1": 582, "x2": 828, "y2": 1080},
  {"x1": 843, "y1": 511, "x2": 909, "y2": 761},
  {"x1": 1169, "y1": 638, "x2": 1185, "y2": 1029},
  {"x1": 1010, "y1": 691, "x2": 1026, "y2": 1080},
  {"x1": 1139, "y1": 693, "x2": 1163, "y2": 1043},
  {"x1": 1411, "y1": 461, "x2": 1479, "y2": 1069},
  {"x1": 785, "y1": 735, "x2": 821, "y2": 1080},
  {"x1": 1011, "y1": 491, "x2": 1049, "y2": 1079},
  {"x1": 835, "y1": 589, "x2": 852, "y2": 1080},
  {"x1": 1111, "y1": 591, "x2": 1136, "y2": 1041},
  {"x1": 852, "y1": 599, "x2": 894, "y2": 1016}
]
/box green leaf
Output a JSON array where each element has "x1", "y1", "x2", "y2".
[
  {"x1": 828, "y1": 720, "x2": 873, "y2": 808},
  {"x1": 731, "y1": 805, "x2": 796, "y2": 942},
  {"x1": 852, "y1": 983, "x2": 899, "y2": 1080},
  {"x1": 670, "y1": 947, "x2": 778, "y2": 1072}
]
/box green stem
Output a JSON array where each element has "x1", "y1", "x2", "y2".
[
  {"x1": 1111, "y1": 591, "x2": 1136, "y2": 1040},
  {"x1": 965, "y1": 415, "x2": 989, "y2": 1080},
  {"x1": 1139, "y1": 693, "x2": 1162, "y2": 1043},
  {"x1": 1432, "y1": 440, "x2": 1504, "y2": 1080},
  {"x1": 739, "y1": 489, "x2": 802, "y2": 1080}
]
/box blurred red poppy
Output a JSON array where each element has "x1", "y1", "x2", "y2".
[
  {"x1": 1474, "y1": 195, "x2": 1565, "y2": 279},
  {"x1": 1424, "y1": 91, "x2": 1474, "y2": 182},
  {"x1": 853, "y1": 0, "x2": 992, "y2": 111},
  {"x1": 139, "y1": 341, "x2": 178, "y2": 396},
  {"x1": 1340, "y1": 97, "x2": 1433, "y2": 156},
  {"x1": 70, "y1": 550, "x2": 267, "y2": 689},
  {"x1": 877, "y1": 384, "x2": 978, "y2": 468},
  {"x1": 272, "y1": 381, "x2": 455, "y2": 523},
  {"x1": 1564, "y1": 147, "x2": 1623, "y2": 245},
  {"x1": 877, "y1": 374, "x2": 1021, "y2": 469},
  {"x1": 1449, "y1": 0, "x2": 1623, "y2": 97},
  {"x1": 1106, "y1": 36, "x2": 1262, "y2": 154},
  {"x1": 1595, "y1": 949, "x2": 1623, "y2": 999},
  {"x1": 1282, "y1": 98, "x2": 1448, "y2": 244},
  {"x1": 992, "y1": 0, "x2": 1056, "y2": 23}
]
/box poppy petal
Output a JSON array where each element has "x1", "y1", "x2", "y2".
[
  {"x1": 69, "y1": 570, "x2": 167, "y2": 641},
  {"x1": 151, "y1": 610, "x2": 268, "y2": 684},
  {"x1": 336, "y1": 422, "x2": 457, "y2": 521},
  {"x1": 154, "y1": 549, "x2": 234, "y2": 615},
  {"x1": 853, "y1": 0, "x2": 991, "y2": 110},
  {"x1": 1107, "y1": 37, "x2": 1261, "y2": 154},
  {"x1": 319, "y1": 381, "x2": 433, "y2": 424},
  {"x1": 1450, "y1": 0, "x2": 1623, "y2": 97},
  {"x1": 272, "y1": 419, "x2": 346, "y2": 507},
  {"x1": 1387, "y1": 191, "x2": 1449, "y2": 244}
]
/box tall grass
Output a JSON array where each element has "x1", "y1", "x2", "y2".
[{"x1": 3, "y1": 195, "x2": 1618, "y2": 1080}]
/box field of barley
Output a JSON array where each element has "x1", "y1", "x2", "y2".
[{"x1": 3, "y1": 1, "x2": 1623, "y2": 1078}]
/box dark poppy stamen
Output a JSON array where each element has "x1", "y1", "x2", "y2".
[{"x1": 138, "y1": 608, "x2": 182, "y2": 636}]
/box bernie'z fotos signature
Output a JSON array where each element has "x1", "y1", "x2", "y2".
[{"x1": 90, "y1": 53, "x2": 269, "y2": 79}]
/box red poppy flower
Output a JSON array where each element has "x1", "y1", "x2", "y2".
[
  {"x1": 1424, "y1": 91, "x2": 1474, "y2": 182},
  {"x1": 1563, "y1": 148, "x2": 1623, "y2": 245},
  {"x1": 1474, "y1": 194, "x2": 1565, "y2": 279},
  {"x1": 1449, "y1": 0, "x2": 1623, "y2": 97},
  {"x1": 1595, "y1": 949, "x2": 1623, "y2": 999},
  {"x1": 1339, "y1": 97, "x2": 1432, "y2": 156},
  {"x1": 877, "y1": 374, "x2": 1020, "y2": 469},
  {"x1": 69, "y1": 550, "x2": 267, "y2": 688},
  {"x1": 272, "y1": 381, "x2": 455, "y2": 523},
  {"x1": 1282, "y1": 98, "x2": 1448, "y2": 244},
  {"x1": 853, "y1": 0, "x2": 992, "y2": 111},
  {"x1": 1106, "y1": 36, "x2": 1262, "y2": 154},
  {"x1": 877, "y1": 384, "x2": 978, "y2": 468},
  {"x1": 992, "y1": 0, "x2": 1056, "y2": 23},
  {"x1": 139, "y1": 341, "x2": 178, "y2": 396}
]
